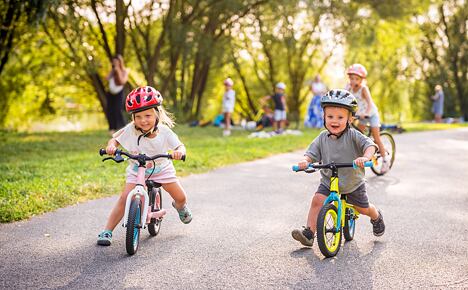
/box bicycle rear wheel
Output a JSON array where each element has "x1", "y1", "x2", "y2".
[
  {"x1": 316, "y1": 203, "x2": 342, "y2": 258},
  {"x1": 126, "y1": 198, "x2": 142, "y2": 255},
  {"x1": 148, "y1": 188, "x2": 162, "y2": 237},
  {"x1": 371, "y1": 131, "x2": 396, "y2": 176},
  {"x1": 343, "y1": 207, "x2": 356, "y2": 241}
]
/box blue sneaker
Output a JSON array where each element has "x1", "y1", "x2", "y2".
[
  {"x1": 97, "y1": 230, "x2": 112, "y2": 246},
  {"x1": 172, "y1": 202, "x2": 192, "y2": 224}
]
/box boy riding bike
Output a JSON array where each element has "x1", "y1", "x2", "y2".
[
  {"x1": 291, "y1": 89, "x2": 385, "y2": 247},
  {"x1": 97, "y1": 86, "x2": 192, "y2": 246}
]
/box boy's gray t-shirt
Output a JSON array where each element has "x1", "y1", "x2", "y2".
[{"x1": 304, "y1": 128, "x2": 377, "y2": 194}]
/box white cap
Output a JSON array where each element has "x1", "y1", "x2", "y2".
[
  {"x1": 276, "y1": 82, "x2": 286, "y2": 90},
  {"x1": 224, "y1": 78, "x2": 234, "y2": 86}
]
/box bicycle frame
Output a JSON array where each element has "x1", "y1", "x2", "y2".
[
  {"x1": 322, "y1": 173, "x2": 359, "y2": 233},
  {"x1": 122, "y1": 165, "x2": 165, "y2": 229}
]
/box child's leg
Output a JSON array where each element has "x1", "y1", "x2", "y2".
[
  {"x1": 162, "y1": 181, "x2": 187, "y2": 209},
  {"x1": 224, "y1": 112, "x2": 231, "y2": 130},
  {"x1": 307, "y1": 193, "x2": 327, "y2": 232},
  {"x1": 103, "y1": 183, "x2": 136, "y2": 231},
  {"x1": 353, "y1": 203, "x2": 379, "y2": 220},
  {"x1": 163, "y1": 181, "x2": 192, "y2": 224},
  {"x1": 371, "y1": 127, "x2": 386, "y2": 155}
]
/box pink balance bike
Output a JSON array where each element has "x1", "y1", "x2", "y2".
[{"x1": 99, "y1": 149, "x2": 185, "y2": 255}]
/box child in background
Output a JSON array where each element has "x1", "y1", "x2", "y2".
[
  {"x1": 262, "y1": 82, "x2": 287, "y2": 133},
  {"x1": 97, "y1": 86, "x2": 192, "y2": 246},
  {"x1": 346, "y1": 64, "x2": 390, "y2": 173},
  {"x1": 222, "y1": 78, "x2": 236, "y2": 136},
  {"x1": 291, "y1": 89, "x2": 385, "y2": 247}
]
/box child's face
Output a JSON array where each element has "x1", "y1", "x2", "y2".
[
  {"x1": 348, "y1": 74, "x2": 363, "y2": 90},
  {"x1": 275, "y1": 88, "x2": 284, "y2": 94},
  {"x1": 324, "y1": 106, "x2": 351, "y2": 135},
  {"x1": 133, "y1": 108, "x2": 158, "y2": 132}
]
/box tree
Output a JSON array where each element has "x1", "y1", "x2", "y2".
[{"x1": 418, "y1": 1, "x2": 467, "y2": 119}]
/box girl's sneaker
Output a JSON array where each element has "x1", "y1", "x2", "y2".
[
  {"x1": 172, "y1": 202, "x2": 193, "y2": 224},
  {"x1": 291, "y1": 226, "x2": 314, "y2": 247},
  {"x1": 97, "y1": 230, "x2": 112, "y2": 246}
]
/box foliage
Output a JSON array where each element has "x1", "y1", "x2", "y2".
[{"x1": 0, "y1": 0, "x2": 467, "y2": 130}]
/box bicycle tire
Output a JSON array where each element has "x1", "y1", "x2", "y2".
[
  {"x1": 343, "y1": 207, "x2": 356, "y2": 241},
  {"x1": 371, "y1": 131, "x2": 396, "y2": 176},
  {"x1": 126, "y1": 198, "x2": 142, "y2": 255},
  {"x1": 316, "y1": 203, "x2": 342, "y2": 258},
  {"x1": 148, "y1": 188, "x2": 162, "y2": 237}
]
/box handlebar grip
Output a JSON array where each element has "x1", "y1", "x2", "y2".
[
  {"x1": 352, "y1": 161, "x2": 374, "y2": 169},
  {"x1": 99, "y1": 149, "x2": 106, "y2": 156},
  {"x1": 364, "y1": 161, "x2": 373, "y2": 167},
  {"x1": 181, "y1": 155, "x2": 186, "y2": 162},
  {"x1": 292, "y1": 165, "x2": 300, "y2": 172}
]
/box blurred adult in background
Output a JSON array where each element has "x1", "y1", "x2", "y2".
[
  {"x1": 304, "y1": 75, "x2": 327, "y2": 128},
  {"x1": 431, "y1": 85, "x2": 444, "y2": 123},
  {"x1": 106, "y1": 55, "x2": 128, "y2": 134}
]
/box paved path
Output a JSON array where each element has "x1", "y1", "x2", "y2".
[{"x1": 1, "y1": 128, "x2": 468, "y2": 289}]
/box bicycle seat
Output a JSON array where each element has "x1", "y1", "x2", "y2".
[{"x1": 146, "y1": 180, "x2": 162, "y2": 189}]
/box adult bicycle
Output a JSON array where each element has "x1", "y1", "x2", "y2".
[
  {"x1": 293, "y1": 161, "x2": 373, "y2": 258},
  {"x1": 99, "y1": 149, "x2": 185, "y2": 255},
  {"x1": 352, "y1": 116, "x2": 395, "y2": 176}
]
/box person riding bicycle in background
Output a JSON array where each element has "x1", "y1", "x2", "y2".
[
  {"x1": 97, "y1": 86, "x2": 192, "y2": 246},
  {"x1": 345, "y1": 64, "x2": 390, "y2": 173},
  {"x1": 291, "y1": 89, "x2": 385, "y2": 248}
]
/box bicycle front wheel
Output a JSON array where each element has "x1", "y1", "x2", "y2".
[
  {"x1": 372, "y1": 131, "x2": 396, "y2": 176},
  {"x1": 316, "y1": 203, "x2": 342, "y2": 258},
  {"x1": 126, "y1": 198, "x2": 142, "y2": 255},
  {"x1": 148, "y1": 188, "x2": 162, "y2": 237}
]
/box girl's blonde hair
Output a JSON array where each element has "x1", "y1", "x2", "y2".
[
  {"x1": 132, "y1": 106, "x2": 175, "y2": 128},
  {"x1": 156, "y1": 106, "x2": 175, "y2": 128}
]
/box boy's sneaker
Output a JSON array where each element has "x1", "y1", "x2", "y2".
[
  {"x1": 371, "y1": 209, "x2": 385, "y2": 236},
  {"x1": 172, "y1": 202, "x2": 192, "y2": 224},
  {"x1": 291, "y1": 226, "x2": 314, "y2": 247},
  {"x1": 97, "y1": 230, "x2": 112, "y2": 246}
]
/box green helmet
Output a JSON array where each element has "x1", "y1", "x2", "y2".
[{"x1": 321, "y1": 89, "x2": 358, "y2": 114}]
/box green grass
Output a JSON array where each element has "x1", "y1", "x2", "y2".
[{"x1": 0, "y1": 126, "x2": 321, "y2": 222}]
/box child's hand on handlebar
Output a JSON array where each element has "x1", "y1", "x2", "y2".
[
  {"x1": 297, "y1": 159, "x2": 310, "y2": 170},
  {"x1": 106, "y1": 144, "x2": 118, "y2": 155},
  {"x1": 354, "y1": 157, "x2": 370, "y2": 168},
  {"x1": 171, "y1": 150, "x2": 185, "y2": 160}
]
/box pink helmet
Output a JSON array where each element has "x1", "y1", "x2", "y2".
[
  {"x1": 347, "y1": 64, "x2": 367, "y2": 78},
  {"x1": 223, "y1": 78, "x2": 234, "y2": 86},
  {"x1": 125, "y1": 86, "x2": 163, "y2": 113}
]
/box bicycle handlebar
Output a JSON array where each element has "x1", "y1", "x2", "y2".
[
  {"x1": 99, "y1": 148, "x2": 186, "y2": 162},
  {"x1": 292, "y1": 161, "x2": 373, "y2": 172}
]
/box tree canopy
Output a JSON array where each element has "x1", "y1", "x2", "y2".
[{"x1": 1, "y1": 0, "x2": 466, "y2": 130}]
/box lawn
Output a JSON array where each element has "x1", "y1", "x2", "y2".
[{"x1": 0, "y1": 126, "x2": 321, "y2": 222}]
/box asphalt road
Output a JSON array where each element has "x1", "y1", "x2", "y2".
[{"x1": 1, "y1": 128, "x2": 468, "y2": 289}]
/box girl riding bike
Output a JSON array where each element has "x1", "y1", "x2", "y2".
[
  {"x1": 346, "y1": 64, "x2": 390, "y2": 173},
  {"x1": 97, "y1": 86, "x2": 192, "y2": 246},
  {"x1": 291, "y1": 89, "x2": 385, "y2": 248}
]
